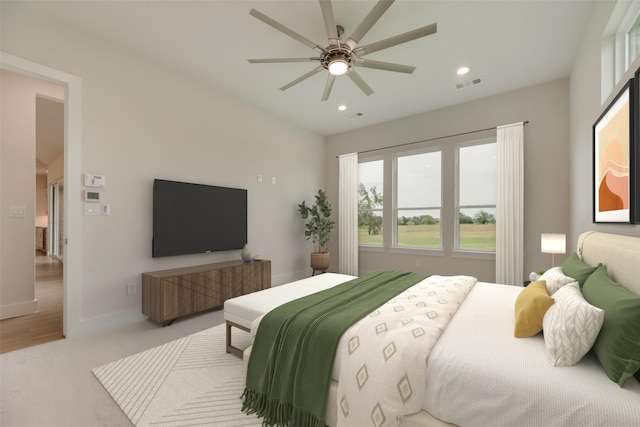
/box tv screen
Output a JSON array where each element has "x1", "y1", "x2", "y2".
[{"x1": 152, "y1": 179, "x2": 247, "y2": 258}]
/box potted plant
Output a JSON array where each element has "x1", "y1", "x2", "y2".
[{"x1": 297, "y1": 189, "x2": 335, "y2": 275}]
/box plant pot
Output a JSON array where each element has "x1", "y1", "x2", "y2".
[{"x1": 310, "y1": 252, "x2": 330, "y2": 275}]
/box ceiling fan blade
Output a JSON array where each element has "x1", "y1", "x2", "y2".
[
  {"x1": 355, "y1": 58, "x2": 415, "y2": 74},
  {"x1": 319, "y1": 0, "x2": 339, "y2": 45},
  {"x1": 347, "y1": 69, "x2": 374, "y2": 96},
  {"x1": 321, "y1": 74, "x2": 336, "y2": 101},
  {"x1": 249, "y1": 9, "x2": 325, "y2": 53},
  {"x1": 355, "y1": 23, "x2": 437, "y2": 56},
  {"x1": 248, "y1": 58, "x2": 321, "y2": 63},
  {"x1": 279, "y1": 66, "x2": 325, "y2": 91},
  {"x1": 344, "y1": 0, "x2": 395, "y2": 50}
]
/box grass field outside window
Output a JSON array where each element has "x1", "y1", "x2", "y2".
[{"x1": 359, "y1": 223, "x2": 495, "y2": 250}]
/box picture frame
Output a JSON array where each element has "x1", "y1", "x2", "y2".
[
  {"x1": 592, "y1": 78, "x2": 636, "y2": 223},
  {"x1": 634, "y1": 67, "x2": 640, "y2": 224}
]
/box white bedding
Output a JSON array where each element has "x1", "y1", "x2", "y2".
[
  {"x1": 423, "y1": 282, "x2": 640, "y2": 426},
  {"x1": 335, "y1": 275, "x2": 477, "y2": 427},
  {"x1": 248, "y1": 279, "x2": 640, "y2": 426}
]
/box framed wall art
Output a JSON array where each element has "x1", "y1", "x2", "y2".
[{"x1": 592, "y1": 78, "x2": 636, "y2": 223}]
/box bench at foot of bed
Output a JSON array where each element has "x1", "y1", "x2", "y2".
[{"x1": 223, "y1": 273, "x2": 357, "y2": 357}]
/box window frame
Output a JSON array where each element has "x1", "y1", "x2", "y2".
[
  {"x1": 624, "y1": 4, "x2": 640, "y2": 69},
  {"x1": 393, "y1": 146, "x2": 443, "y2": 251},
  {"x1": 357, "y1": 156, "x2": 385, "y2": 249},
  {"x1": 602, "y1": 1, "x2": 640, "y2": 101},
  {"x1": 454, "y1": 138, "x2": 497, "y2": 255},
  {"x1": 356, "y1": 133, "x2": 496, "y2": 261}
]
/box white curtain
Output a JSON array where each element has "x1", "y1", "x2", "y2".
[
  {"x1": 496, "y1": 122, "x2": 524, "y2": 286},
  {"x1": 338, "y1": 153, "x2": 359, "y2": 276}
]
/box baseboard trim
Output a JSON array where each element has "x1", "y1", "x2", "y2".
[
  {"x1": 72, "y1": 308, "x2": 147, "y2": 336},
  {"x1": 0, "y1": 299, "x2": 38, "y2": 320}
]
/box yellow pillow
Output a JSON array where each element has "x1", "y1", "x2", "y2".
[{"x1": 514, "y1": 280, "x2": 555, "y2": 338}]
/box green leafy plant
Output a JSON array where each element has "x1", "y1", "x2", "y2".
[{"x1": 297, "y1": 189, "x2": 335, "y2": 253}]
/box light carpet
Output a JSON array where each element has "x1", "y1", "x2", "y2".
[{"x1": 92, "y1": 324, "x2": 262, "y2": 426}]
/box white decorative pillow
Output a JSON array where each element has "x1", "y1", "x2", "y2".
[
  {"x1": 542, "y1": 282, "x2": 605, "y2": 367},
  {"x1": 539, "y1": 266, "x2": 576, "y2": 295}
]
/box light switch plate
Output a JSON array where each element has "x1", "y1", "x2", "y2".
[
  {"x1": 84, "y1": 203, "x2": 100, "y2": 215},
  {"x1": 9, "y1": 206, "x2": 26, "y2": 218}
]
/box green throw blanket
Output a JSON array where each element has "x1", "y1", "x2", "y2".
[{"x1": 241, "y1": 270, "x2": 429, "y2": 427}]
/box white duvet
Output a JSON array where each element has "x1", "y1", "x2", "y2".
[
  {"x1": 423, "y1": 282, "x2": 640, "y2": 427},
  {"x1": 335, "y1": 275, "x2": 477, "y2": 427},
  {"x1": 251, "y1": 279, "x2": 640, "y2": 427}
]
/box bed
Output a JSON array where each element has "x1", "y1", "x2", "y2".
[{"x1": 236, "y1": 232, "x2": 640, "y2": 426}]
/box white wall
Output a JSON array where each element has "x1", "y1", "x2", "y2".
[
  {"x1": 47, "y1": 154, "x2": 64, "y2": 184},
  {"x1": 569, "y1": 1, "x2": 640, "y2": 244},
  {"x1": 2, "y1": 17, "x2": 325, "y2": 332},
  {"x1": 0, "y1": 70, "x2": 64, "y2": 319},
  {"x1": 326, "y1": 79, "x2": 571, "y2": 283}
]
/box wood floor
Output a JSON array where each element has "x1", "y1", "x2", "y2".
[{"x1": 0, "y1": 253, "x2": 64, "y2": 354}]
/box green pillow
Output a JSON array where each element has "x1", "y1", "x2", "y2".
[
  {"x1": 582, "y1": 267, "x2": 640, "y2": 387},
  {"x1": 562, "y1": 252, "x2": 598, "y2": 287}
]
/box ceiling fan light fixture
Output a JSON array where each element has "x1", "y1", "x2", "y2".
[{"x1": 328, "y1": 58, "x2": 349, "y2": 75}]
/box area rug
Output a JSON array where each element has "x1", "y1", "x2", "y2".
[{"x1": 92, "y1": 324, "x2": 261, "y2": 426}]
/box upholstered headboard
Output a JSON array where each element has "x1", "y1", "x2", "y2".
[{"x1": 577, "y1": 231, "x2": 640, "y2": 295}]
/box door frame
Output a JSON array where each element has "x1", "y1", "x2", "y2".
[{"x1": 2, "y1": 52, "x2": 82, "y2": 337}]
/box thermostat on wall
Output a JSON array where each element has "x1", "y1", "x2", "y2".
[{"x1": 84, "y1": 190, "x2": 101, "y2": 202}]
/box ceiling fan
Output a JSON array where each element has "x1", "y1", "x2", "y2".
[{"x1": 247, "y1": 0, "x2": 437, "y2": 101}]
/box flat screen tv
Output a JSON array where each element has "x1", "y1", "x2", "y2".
[{"x1": 152, "y1": 179, "x2": 247, "y2": 258}]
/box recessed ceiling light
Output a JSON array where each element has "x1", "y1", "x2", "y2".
[
  {"x1": 457, "y1": 66, "x2": 470, "y2": 75},
  {"x1": 338, "y1": 105, "x2": 347, "y2": 111}
]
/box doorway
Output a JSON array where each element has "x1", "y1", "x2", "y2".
[
  {"x1": 0, "y1": 80, "x2": 66, "y2": 353},
  {"x1": 1, "y1": 52, "x2": 82, "y2": 341}
]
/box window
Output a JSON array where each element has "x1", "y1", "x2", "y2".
[
  {"x1": 457, "y1": 142, "x2": 496, "y2": 250},
  {"x1": 357, "y1": 136, "x2": 496, "y2": 258},
  {"x1": 628, "y1": 8, "x2": 640, "y2": 68},
  {"x1": 358, "y1": 159, "x2": 383, "y2": 246},
  {"x1": 603, "y1": 1, "x2": 640, "y2": 98},
  {"x1": 396, "y1": 150, "x2": 441, "y2": 248}
]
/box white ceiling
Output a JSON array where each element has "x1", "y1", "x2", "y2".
[{"x1": 14, "y1": 0, "x2": 595, "y2": 136}]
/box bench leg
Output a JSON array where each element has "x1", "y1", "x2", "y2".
[{"x1": 226, "y1": 320, "x2": 250, "y2": 358}]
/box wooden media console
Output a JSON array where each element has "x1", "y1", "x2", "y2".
[{"x1": 142, "y1": 259, "x2": 271, "y2": 325}]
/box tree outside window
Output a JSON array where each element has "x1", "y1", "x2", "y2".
[{"x1": 358, "y1": 160, "x2": 383, "y2": 246}]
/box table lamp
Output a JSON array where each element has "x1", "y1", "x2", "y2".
[{"x1": 541, "y1": 233, "x2": 566, "y2": 268}]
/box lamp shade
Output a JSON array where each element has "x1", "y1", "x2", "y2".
[
  {"x1": 328, "y1": 59, "x2": 348, "y2": 75},
  {"x1": 541, "y1": 233, "x2": 566, "y2": 254}
]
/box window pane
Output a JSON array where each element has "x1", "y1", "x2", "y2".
[
  {"x1": 397, "y1": 152, "x2": 441, "y2": 208},
  {"x1": 459, "y1": 143, "x2": 496, "y2": 205},
  {"x1": 397, "y1": 209, "x2": 440, "y2": 248},
  {"x1": 629, "y1": 13, "x2": 640, "y2": 66},
  {"x1": 458, "y1": 142, "x2": 496, "y2": 251},
  {"x1": 358, "y1": 160, "x2": 383, "y2": 246},
  {"x1": 358, "y1": 211, "x2": 383, "y2": 245},
  {"x1": 458, "y1": 208, "x2": 496, "y2": 250},
  {"x1": 397, "y1": 151, "x2": 441, "y2": 248}
]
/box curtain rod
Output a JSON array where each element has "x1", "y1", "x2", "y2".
[{"x1": 336, "y1": 120, "x2": 529, "y2": 157}]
